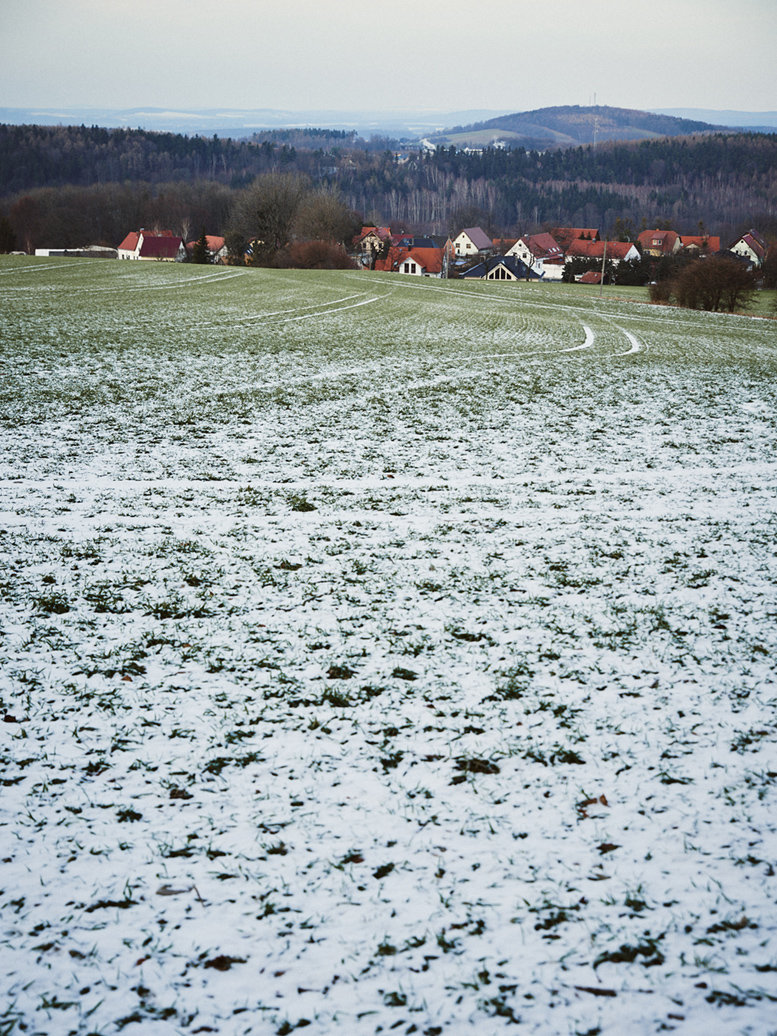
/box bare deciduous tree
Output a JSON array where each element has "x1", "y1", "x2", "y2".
[
  {"x1": 293, "y1": 188, "x2": 360, "y2": 245},
  {"x1": 674, "y1": 257, "x2": 755, "y2": 313},
  {"x1": 232, "y1": 173, "x2": 309, "y2": 265}
]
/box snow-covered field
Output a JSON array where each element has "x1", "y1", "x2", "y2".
[{"x1": 1, "y1": 257, "x2": 776, "y2": 1035}]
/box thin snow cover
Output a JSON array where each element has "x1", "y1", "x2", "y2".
[{"x1": 1, "y1": 257, "x2": 776, "y2": 1035}]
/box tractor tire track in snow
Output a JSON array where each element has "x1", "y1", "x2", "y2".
[
  {"x1": 561, "y1": 323, "x2": 596, "y2": 352},
  {"x1": 615, "y1": 324, "x2": 645, "y2": 355},
  {"x1": 270, "y1": 291, "x2": 393, "y2": 324},
  {"x1": 199, "y1": 290, "x2": 392, "y2": 329}
]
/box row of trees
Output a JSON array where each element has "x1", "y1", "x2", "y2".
[
  {"x1": 649, "y1": 256, "x2": 758, "y2": 312},
  {"x1": 0, "y1": 174, "x2": 362, "y2": 260}
]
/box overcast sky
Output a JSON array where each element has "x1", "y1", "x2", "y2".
[{"x1": 3, "y1": 0, "x2": 776, "y2": 114}]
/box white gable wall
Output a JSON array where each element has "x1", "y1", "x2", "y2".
[
  {"x1": 399, "y1": 258, "x2": 424, "y2": 275},
  {"x1": 454, "y1": 232, "x2": 484, "y2": 257}
]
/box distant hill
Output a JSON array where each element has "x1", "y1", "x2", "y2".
[{"x1": 428, "y1": 105, "x2": 720, "y2": 149}]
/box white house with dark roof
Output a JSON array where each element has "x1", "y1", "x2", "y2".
[
  {"x1": 452, "y1": 226, "x2": 493, "y2": 258},
  {"x1": 463, "y1": 255, "x2": 536, "y2": 281},
  {"x1": 729, "y1": 229, "x2": 767, "y2": 267}
]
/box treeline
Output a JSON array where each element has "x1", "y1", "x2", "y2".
[
  {"x1": 2, "y1": 124, "x2": 776, "y2": 251},
  {"x1": 0, "y1": 124, "x2": 317, "y2": 194},
  {"x1": 5, "y1": 181, "x2": 236, "y2": 253}
]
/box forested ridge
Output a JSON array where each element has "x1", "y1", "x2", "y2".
[
  {"x1": 435, "y1": 104, "x2": 716, "y2": 146},
  {"x1": 1, "y1": 123, "x2": 776, "y2": 250},
  {"x1": 0, "y1": 124, "x2": 302, "y2": 193}
]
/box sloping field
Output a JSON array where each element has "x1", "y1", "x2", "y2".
[{"x1": 1, "y1": 257, "x2": 776, "y2": 1035}]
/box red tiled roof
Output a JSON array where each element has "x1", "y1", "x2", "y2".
[
  {"x1": 524, "y1": 233, "x2": 563, "y2": 259},
  {"x1": 187, "y1": 235, "x2": 226, "y2": 252},
  {"x1": 550, "y1": 227, "x2": 599, "y2": 249},
  {"x1": 404, "y1": 247, "x2": 443, "y2": 274},
  {"x1": 637, "y1": 229, "x2": 679, "y2": 253},
  {"x1": 566, "y1": 239, "x2": 600, "y2": 258},
  {"x1": 355, "y1": 226, "x2": 391, "y2": 243},
  {"x1": 118, "y1": 231, "x2": 140, "y2": 252},
  {"x1": 680, "y1": 235, "x2": 720, "y2": 252},
  {"x1": 580, "y1": 270, "x2": 602, "y2": 283},
  {"x1": 567, "y1": 239, "x2": 636, "y2": 261},
  {"x1": 375, "y1": 245, "x2": 444, "y2": 274}
]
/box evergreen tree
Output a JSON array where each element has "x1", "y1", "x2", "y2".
[{"x1": 191, "y1": 228, "x2": 210, "y2": 264}]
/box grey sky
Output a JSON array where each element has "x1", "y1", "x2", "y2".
[{"x1": 3, "y1": 0, "x2": 776, "y2": 113}]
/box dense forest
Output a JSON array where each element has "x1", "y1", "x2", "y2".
[{"x1": 1, "y1": 123, "x2": 776, "y2": 252}]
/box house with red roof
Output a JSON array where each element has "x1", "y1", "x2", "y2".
[
  {"x1": 353, "y1": 226, "x2": 392, "y2": 262},
  {"x1": 375, "y1": 245, "x2": 444, "y2": 277},
  {"x1": 549, "y1": 227, "x2": 599, "y2": 251},
  {"x1": 729, "y1": 229, "x2": 767, "y2": 267},
  {"x1": 566, "y1": 239, "x2": 640, "y2": 264},
  {"x1": 637, "y1": 229, "x2": 681, "y2": 257},
  {"x1": 117, "y1": 229, "x2": 185, "y2": 261},
  {"x1": 507, "y1": 233, "x2": 565, "y2": 280},
  {"x1": 186, "y1": 235, "x2": 228, "y2": 263},
  {"x1": 680, "y1": 234, "x2": 721, "y2": 255},
  {"x1": 564, "y1": 239, "x2": 640, "y2": 280},
  {"x1": 579, "y1": 270, "x2": 603, "y2": 284}
]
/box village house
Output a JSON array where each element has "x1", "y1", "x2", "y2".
[
  {"x1": 549, "y1": 227, "x2": 599, "y2": 251},
  {"x1": 729, "y1": 229, "x2": 767, "y2": 267},
  {"x1": 186, "y1": 235, "x2": 228, "y2": 263},
  {"x1": 452, "y1": 226, "x2": 493, "y2": 258},
  {"x1": 375, "y1": 245, "x2": 444, "y2": 277},
  {"x1": 680, "y1": 234, "x2": 721, "y2": 255},
  {"x1": 353, "y1": 226, "x2": 392, "y2": 262},
  {"x1": 565, "y1": 239, "x2": 640, "y2": 265},
  {"x1": 564, "y1": 239, "x2": 640, "y2": 280},
  {"x1": 637, "y1": 229, "x2": 681, "y2": 257},
  {"x1": 117, "y1": 229, "x2": 185, "y2": 261},
  {"x1": 463, "y1": 255, "x2": 535, "y2": 281},
  {"x1": 507, "y1": 233, "x2": 565, "y2": 280}
]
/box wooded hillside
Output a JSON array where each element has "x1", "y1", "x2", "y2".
[
  {"x1": 432, "y1": 104, "x2": 716, "y2": 147},
  {"x1": 2, "y1": 124, "x2": 775, "y2": 249}
]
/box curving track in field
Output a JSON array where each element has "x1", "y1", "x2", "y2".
[{"x1": 377, "y1": 276, "x2": 656, "y2": 359}]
